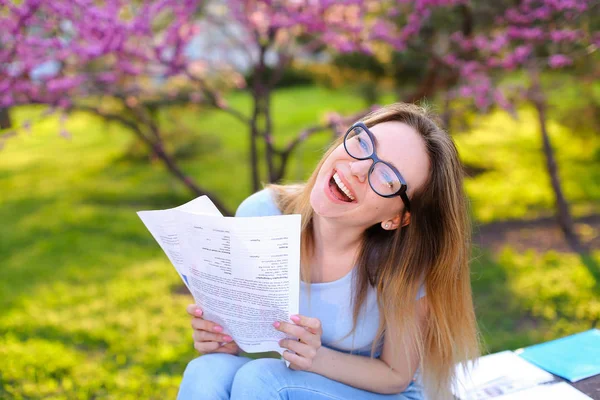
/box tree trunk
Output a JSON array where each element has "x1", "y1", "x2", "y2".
[
  {"x1": 262, "y1": 94, "x2": 276, "y2": 183},
  {"x1": 529, "y1": 73, "x2": 586, "y2": 254},
  {"x1": 0, "y1": 108, "x2": 11, "y2": 129},
  {"x1": 249, "y1": 107, "x2": 261, "y2": 192},
  {"x1": 249, "y1": 44, "x2": 270, "y2": 192},
  {"x1": 252, "y1": 94, "x2": 273, "y2": 185},
  {"x1": 403, "y1": 60, "x2": 439, "y2": 104},
  {"x1": 273, "y1": 151, "x2": 290, "y2": 183}
]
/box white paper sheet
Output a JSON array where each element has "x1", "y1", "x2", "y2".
[
  {"x1": 495, "y1": 382, "x2": 591, "y2": 400},
  {"x1": 137, "y1": 196, "x2": 222, "y2": 290},
  {"x1": 137, "y1": 196, "x2": 301, "y2": 357},
  {"x1": 453, "y1": 351, "x2": 555, "y2": 399}
]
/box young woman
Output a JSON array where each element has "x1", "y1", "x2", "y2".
[{"x1": 178, "y1": 103, "x2": 480, "y2": 400}]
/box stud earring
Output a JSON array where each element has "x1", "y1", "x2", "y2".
[{"x1": 385, "y1": 223, "x2": 390, "y2": 229}]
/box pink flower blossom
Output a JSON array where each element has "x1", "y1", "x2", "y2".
[
  {"x1": 443, "y1": 54, "x2": 458, "y2": 67},
  {"x1": 548, "y1": 54, "x2": 572, "y2": 68},
  {"x1": 459, "y1": 86, "x2": 473, "y2": 97},
  {"x1": 549, "y1": 29, "x2": 580, "y2": 42}
]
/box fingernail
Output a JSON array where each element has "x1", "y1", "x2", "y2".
[
  {"x1": 213, "y1": 325, "x2": 223, "y2": 332},
  {"x1": 290, "y1": 315, "x2": 300, "y2": 323},
  {"x1": 195, "y1": 309, "x2": 203, "y2": 317},
  {"x1": 223, "y1": 335, "x2": 233, "y2": 342},
  {"x1": 273, "y1": 321, "x2": 280, "y2": 329}
]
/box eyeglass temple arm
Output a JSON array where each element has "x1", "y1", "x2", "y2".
[{"x1": 400, "y1": 191, "x2": 411, "y2": 212}]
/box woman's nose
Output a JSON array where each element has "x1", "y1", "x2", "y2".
[{"x1": 350, "y1": 159, "x2": 372, "y2": 183}]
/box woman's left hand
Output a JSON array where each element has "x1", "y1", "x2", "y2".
[{"x1": 274, "y1": 314, "x2": 323, "y2": 371}]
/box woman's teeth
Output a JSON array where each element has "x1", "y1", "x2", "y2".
[{"x1": 333, "y1": 172, "x2": 355, "y2": 201}]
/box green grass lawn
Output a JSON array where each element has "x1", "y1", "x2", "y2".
[{"x1": 0, "y1": 86, "x2": 599, "y2": 399}]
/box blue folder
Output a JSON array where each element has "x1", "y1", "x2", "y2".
[{"x1": 517, "y1": 329, "x2": 600, "y2": 382}]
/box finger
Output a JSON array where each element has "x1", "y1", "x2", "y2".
[
  {"x1": 194, "y1": 340, "x2": 221, "y2": 354},
  {"x1": 191, "y1": 318, "x2": 224, "y2": 333},
  {"x1": 193, "y1": 330, "x2": 233, "y2": 344},
  {"x1": 274, "y1": 321, "x2": 316, "y2": 345},
  {"x1": 282, "y1": 350, "x2": 312, "y2": 370},
  {"x1": 223, "y1": 341, "x2": 240, "y2": 352},
  {"x1": 279, "y1": 338, "x2": 316, "y2": 359},
  {"x1": 214, "y1": 342, "x2": 240, "y2": 355},
  {"x1": 214, "y1": 346, "x2": 237, "y2": 355},
  {"x1": 220, "y1": 341, "x2": 239, "y2": 351},
  {"x1": 186, "y1": 304, "x2": 203, "y2": 317},
  {"x1": 291, "y1": 314, "x2": 322, "y2": 334}
]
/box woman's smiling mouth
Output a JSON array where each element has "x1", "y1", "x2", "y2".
[{"x1": 327, "y1": 170, "x2": 356, "y2": 203}]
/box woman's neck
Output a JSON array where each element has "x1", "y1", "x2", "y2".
[{"x1": 311, "y1": 213, "x2": 363, "y2": 266}]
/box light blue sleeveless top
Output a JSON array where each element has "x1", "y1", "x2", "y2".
[{"x1": 235, "y1": 189, "x2": 426, "y2": 358}]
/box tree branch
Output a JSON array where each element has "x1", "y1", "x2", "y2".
[
  {"x1": 182, "y1": 73, "x2": 251, "y2": 124},
  {"x1": 70, "y1": 104, "x2": 232, "y2": 215}
]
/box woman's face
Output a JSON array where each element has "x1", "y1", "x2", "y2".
[{"x1": 310, "y1": 120, "x2": 430, "y2": 229}]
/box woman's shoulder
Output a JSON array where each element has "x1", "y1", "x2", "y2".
[{"x1": 235, "y1": 188, "x2": 282, "y2": 217}]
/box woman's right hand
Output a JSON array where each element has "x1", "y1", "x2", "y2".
[{"x1": 186, "y1": 304, "x2": 240, "y2": 355}]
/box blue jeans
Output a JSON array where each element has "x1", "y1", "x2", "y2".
[{"x1": 177, "y1": 353, "x2": 425, "y2": 399}]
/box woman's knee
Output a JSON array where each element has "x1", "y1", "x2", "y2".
[
  {"x1": 178, "y1": 354, "x2": 250, "y2": 400},
  {"x1": 230, "y1": 358, "x2": 290, "y2": 399},
  {"x1": 182, "y1": 353, "x2": 239, "y2": 380}
]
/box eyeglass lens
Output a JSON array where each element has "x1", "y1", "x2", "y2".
[{"x1": 345, "y1": 126, "x2": 402, "y2": 197}]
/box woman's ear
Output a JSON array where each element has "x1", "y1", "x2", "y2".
[
  {"x1": 382, "y1": 213, "x2": 408, "y2": 230},
  {"x1": 401, "y1": 212, "x2": 411, "y2": 227}
]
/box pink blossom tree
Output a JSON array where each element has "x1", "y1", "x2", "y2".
[
  {"x1": 441, "y1": 0, "x2": 599, "y2": 253},
  {"x1": 318, "y1": 0, "x2": 598, "y2": 252},
  {"x1": 0, "y1": 0, "x2": 241, "y2": 211}
]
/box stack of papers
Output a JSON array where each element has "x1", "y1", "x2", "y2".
[
  {"x1": 453, "y1": 349, "x2": 594, "y2": 399},
  {"x1": 453, "y1": 351, "x2": 555, "y2": 399}
]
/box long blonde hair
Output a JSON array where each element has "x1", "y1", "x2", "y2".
[{"x1": 268, "y1": 103, "x2": 479, "y2": 399}]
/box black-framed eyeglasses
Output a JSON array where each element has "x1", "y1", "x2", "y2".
[{"x1": 343, "y1": 122, "x2": 411, "y2": 212}]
